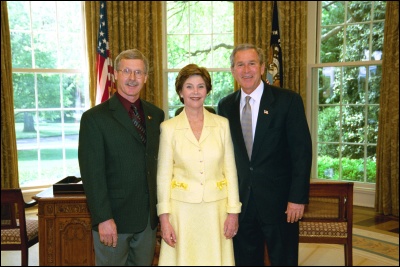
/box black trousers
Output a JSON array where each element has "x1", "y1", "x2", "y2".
[{"x1": 233, "y1": 191, "x2": 299, "y2": 266}]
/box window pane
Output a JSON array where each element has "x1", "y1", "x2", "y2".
[
  {"x1": 167, "y1": 1, "x2": 189, "y2": 34},
  {"x1": 7, "y1": 1, "x2": 31, "y2": 30},
  {"x1": 190, "y1": 2, "x2": 212, "y2": 34},
  {"x1": 317, "y1": 147, "x2": 340, "y2": 180},
  {"x1": 318, "y1": 106, "x2": 340, "y2": 143},
  {"x1": 341, "y1": 154, "x2": 365, "y2": 182},
  {"x1": 10, "y1": 32, "x2": 33, "y2": 68},
  {"x1": 213, "y1": 34, "x2": 234, "y2": 68},
  {"x1": 321, "y1": 1, "x2": 345, "y2": 26},
  {"x1": 319, "y1": 67, "x2": 341, "y2": 104},
  {"x1": 62, "y1": 74, "x2": 86, "y2": 108},
  {"x1": 342, "y1": 66, "x2": 365, "y2": 104},
  {"x1": 18, "y1": 149, "x2": 39, "y2": 186},
  {"x1": 209, "y1": 72, "x2": 234, "y2": 106},
  {"x1": 190, "y1": 34, "x2": 212, "y2": 66},
  {"x1": 213, "y1": 2, "x2": 233, "y2": 33},
  {"x1": 167, "y1": 35, "x2": 189, "y2": 69},
  {"x1": 31, "y1": 1, "x2": 57, "y2": 31},
  {"x1": 37, "y1": 74, "x2": 61, "y2": 108},
  {"x1": 366, "y1": 145, "x2": 377, "y2": 183},
  {"x1": 168, "y1": 72, "x2": 180, "y2": 118},
  {"x1": 345, "y1": 24, "x2": 370, "y2": 62},
  {"x1": 59, "y1": 33, "x2": 84, "y2": 68},
  {"x1": 13, "y1": 73, "x2": 36, "y2": 108},
  {"x1": 373, "y1": 1, "x2": 386, "y2": 20},
  {"x1": 320, "y1": 26, "x2": 344, "y2": 63},
  {"x1": 347, "y1": 1, "x2": 372, "y2": 22},
  {"x1": 367, "y1": 106, "x2": 379, "y2": 143},
  {"x1": 33, "y1": 32, "x2": 58, "y2": 68},
  {"x1": 342, "y1": 106, "x2": 366, "y2": 152},
  {"x1": 372, "y1": 21, "x2": 384, "y2": 60}
]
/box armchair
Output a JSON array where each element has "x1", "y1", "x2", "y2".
[{"x1": 1, "y1": 188, "x2": 39, "y2": 266}]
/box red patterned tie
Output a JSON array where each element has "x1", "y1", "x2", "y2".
[{"x1": 131, "y1": 104, "x2": 146, "y2": 144}]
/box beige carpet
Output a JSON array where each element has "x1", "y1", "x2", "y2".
[
  {"x1": 1, "y1": 228, "x2": 398, "y2": 266},
  {"x1": 299, "y1": 227, "x2": 399, "y2": 266}
]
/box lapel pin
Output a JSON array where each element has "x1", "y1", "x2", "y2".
[
  {"x1": 148, "y1": 115, "x2": 152, "y2": 120},
  {"x1": 264, "y1": 110, "x2": 269, "y2": 115}
]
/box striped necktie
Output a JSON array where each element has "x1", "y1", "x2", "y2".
[
  {"x1": 131, "y1": 104, "x2": 146, "y2": 144},
  {"x1": 241, "y1": 96, "x2": 253, "y2": 159}
]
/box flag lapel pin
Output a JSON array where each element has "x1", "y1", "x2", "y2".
[
  {"x1": 264, "y1": 110, "x2": 269, "y2": 115},
  {"x1": 148, "y1": 115, "x2": 152, "y2": 120}
]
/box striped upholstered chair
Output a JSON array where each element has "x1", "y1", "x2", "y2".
[
  {"x1": 299, "y1": 182, "x2": 354, "y2": 266},
  {"x1": 1, "y1": 188, "x2": 39, "y2": 266}
]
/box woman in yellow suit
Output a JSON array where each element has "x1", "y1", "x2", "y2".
[{"x1": 157, "y1": 64, "x2": 242, "y2": 266}]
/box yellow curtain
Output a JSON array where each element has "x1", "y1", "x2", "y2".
[
  {"x1": 234, "y1": 1, "x2": 308, "y2": 104},
  {"x1": 85, "y1": 1, "x2": 163, "y2": 108},
  {"x1": 279, "y1": 1, "x2": 307, "y2": 103},
  {"x1": 375, "y1": 1, "x2": 399, "y2": 217},
  {"x1": 1, "y1": 1, "x2": 19, "y2": 189}
]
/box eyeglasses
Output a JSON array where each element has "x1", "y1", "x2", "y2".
[{"x1": 118, "y1": 68, "x2": 145, "y2": 78}]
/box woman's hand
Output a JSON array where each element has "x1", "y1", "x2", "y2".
[
  {"x1": 159, "y1": 213, "x2": 177, "y2": 247},
  {"x1": 224, "y1": 213, "x2": 239, "y2": 239}
]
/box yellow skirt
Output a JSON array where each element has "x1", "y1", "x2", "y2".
[{"x1": 158, "y1": 198, "x2": 235, "y2": 266}]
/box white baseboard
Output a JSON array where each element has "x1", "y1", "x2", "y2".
[{"x1": 354, "y1": 186, "x2": 375, "y2": 208}]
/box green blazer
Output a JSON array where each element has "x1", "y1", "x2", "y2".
[
  {"x1": 218, "y1": 80, "x2": 312, "y2": 224},
  {"x1": 78, "y1": 94, "x2": 164, "y2": 233}
]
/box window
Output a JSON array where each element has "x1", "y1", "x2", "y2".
[
  {"x1": 164, "y1": 1, "x2": 234, "y2": 118},
  {"x1": 309, "y1": 1, "x2": 386, "y2": 185},
  {"x1": 8, "y1": 1, "x2": 88, "y2": 187}
]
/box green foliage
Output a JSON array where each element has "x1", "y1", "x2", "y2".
[{"x1": 317, "y1": 156, "x2": 376, "y2": 183}]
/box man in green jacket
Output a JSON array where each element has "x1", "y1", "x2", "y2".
[{"x1": 78, "y1": 49, "x2": 164, "y2": 266}]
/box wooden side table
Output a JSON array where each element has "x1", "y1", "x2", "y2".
[{"x1": 33, "y1": 187, "x2": 95, "y2": 266}]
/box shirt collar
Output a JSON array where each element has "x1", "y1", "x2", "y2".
[{"x1": 240, "y1": 80, "x2": 264, "y2": 104}]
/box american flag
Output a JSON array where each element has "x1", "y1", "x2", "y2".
[
  {"x1": 96, "y1": 1, "x2": 115, "y2": 104},
  {"x1": 266, "y1": 1, "x2": 283, "y2": 88}
]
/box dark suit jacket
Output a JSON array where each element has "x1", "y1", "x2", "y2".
[
  {"x1": 78, "y1": 94, "x2": 164, "y2": 233},
  {"x1": 218, "y1": 80, "x2": 312, "y2": 223}
]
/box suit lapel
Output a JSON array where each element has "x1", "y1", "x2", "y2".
[
  {"x1": 142, "y1": 100, "x2": 158, "y2": 144},
  {"x1": 252, "y1": 82, "x2": 274, "y2": 159},
  {"x1": 198, "y1": 110, "x2": 216, "y2": 144},
  {"x1": 175, "y1": 111, "x2": 199, "y2": 147},
  {"x1": 109, "y1": 95, "x2": 145, "y2": 146}
]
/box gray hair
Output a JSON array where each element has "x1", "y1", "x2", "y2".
[
  {"x1": 229, "y1": 43, "x2": 265, "y2": 68},
  {"x1": 114, "y1": 49, "x2": 149, "y2": 74}
]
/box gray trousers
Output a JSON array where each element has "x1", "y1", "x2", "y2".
[{"x1": 92, "y1": 217, "x2": 157, "y2": 266}]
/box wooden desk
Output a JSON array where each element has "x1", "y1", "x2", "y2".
[{"x1": 33, "y1": 187, "x2": 95, "y2": 266}]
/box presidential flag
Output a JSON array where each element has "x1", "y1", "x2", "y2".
[
  {"x1": 96, "y1": 1, "x2": 115, "y2": 105},
  {"x1": 267, "y1": 1, "x2": 283, "y2": 88}
]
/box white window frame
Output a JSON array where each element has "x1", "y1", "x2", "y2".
[{"x1": 307, "y1": 1, "x2": 383, "y2": 207}]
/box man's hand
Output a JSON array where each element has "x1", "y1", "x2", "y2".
[
  {"x1": 98, "y1": 219, "x2": 118, "y2": 247},
  {"x1": 285, "y1": 202, "x2": 305, "y2": 223}
]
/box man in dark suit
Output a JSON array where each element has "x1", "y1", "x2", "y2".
[
  {"x1": 218, "y1": 43, "x2": 312, "y2": 266},
  {"x1": 78, "y1": 49, "x2": 164, "y2": 266}
]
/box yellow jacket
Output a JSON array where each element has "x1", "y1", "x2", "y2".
[{"x1": 157, "y1": 108, "x2": 241, "y2": 215}]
